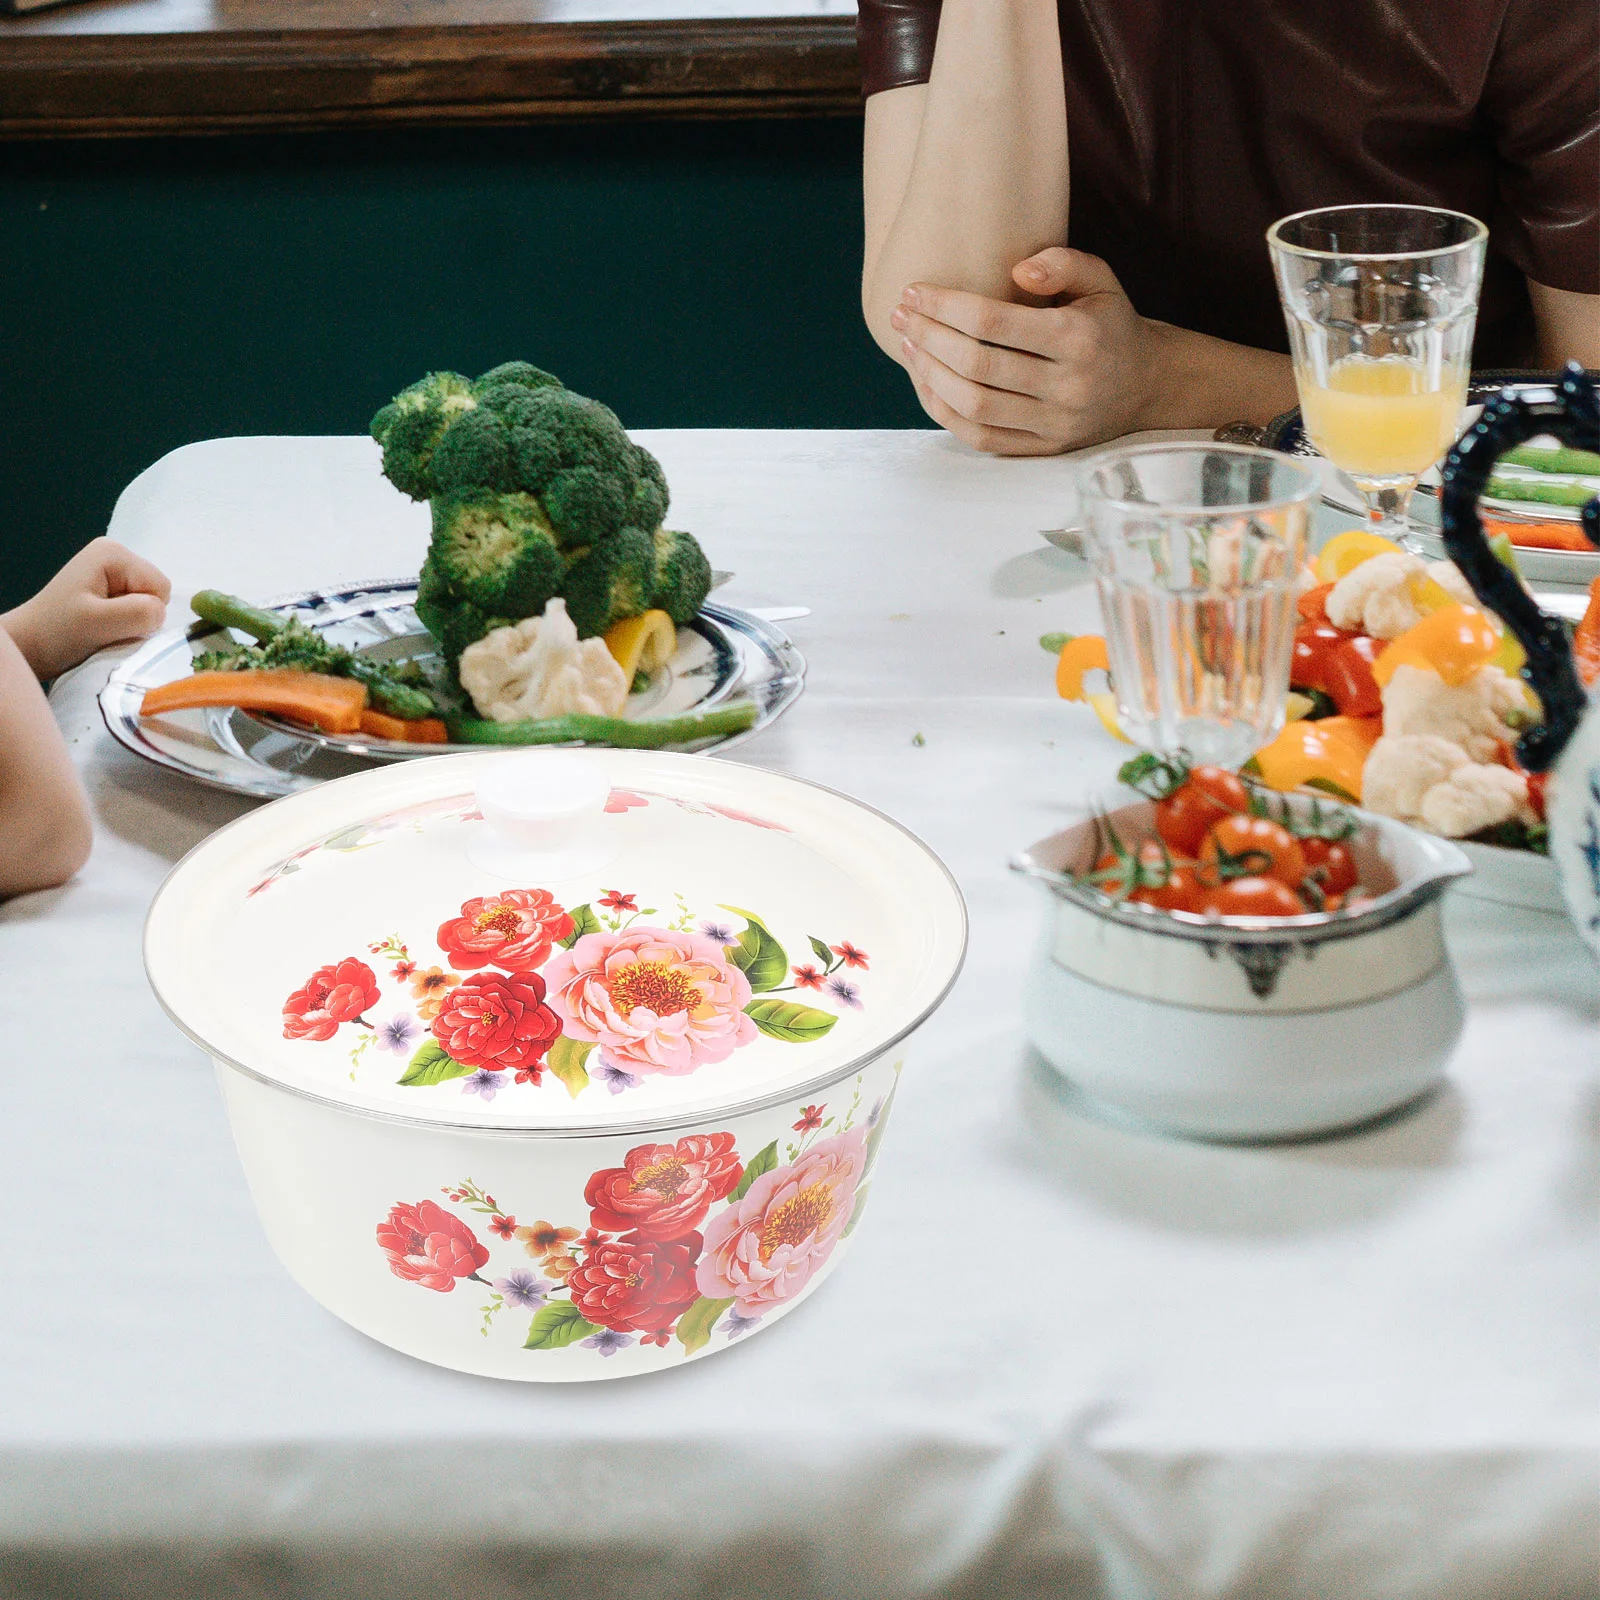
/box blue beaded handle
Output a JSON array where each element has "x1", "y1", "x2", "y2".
[{"x1": 1438, "y1": 361, "x2": 1600, "y2": 772}]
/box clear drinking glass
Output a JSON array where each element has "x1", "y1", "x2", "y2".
[
  {"x1": 1267, "y1": 204, "x2": 1487, "y2": 550},
  {"x1": 1079, "y1": 444, "x2": 1319, "y2": 768}
]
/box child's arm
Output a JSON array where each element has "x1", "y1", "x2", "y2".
[
  {"x1": 0, "y1": 625, "x2": 93, "y2": 896},
  {"x1": 3, "y1": 538, "x2": 171, "y2": 682},
  {"x1": 0, "y1": 538, "x2": 170, "y2": 897}
]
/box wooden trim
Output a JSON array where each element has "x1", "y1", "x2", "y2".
[{"x1": 0, "y1": 15, "x2": 864, "y2": 139}]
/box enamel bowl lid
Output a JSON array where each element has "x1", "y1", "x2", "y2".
[{"x1": 146, "y1": 751, "x2": 966, "y2": 1134}]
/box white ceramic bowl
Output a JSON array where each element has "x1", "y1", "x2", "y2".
[
  {"x1": 1014, "y1": 798, "x2": 1471, "y2": 1140},
  {"x1": 146, "y1": 751, "x2": 965, "y2": 1380}
]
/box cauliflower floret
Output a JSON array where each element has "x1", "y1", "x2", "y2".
[
  {"x1": 1361, "y1": 734, "x2": 1469, "y2": 821},
  {"x1": 457, "y1": 598, "x2": 629, "y2": 722},
  {"x1": 1380, "y1": 663, "x2": 1526, "y2": 763},
  {"x1": 1325, "y1": 552, "x2": 1430, "y2": 638},
  {"x1": 1417, "y1": 763, "x2": 1530, "y2": 838},
  {"x1": 1325, "y1": 550, "x2": 1483, "y2": 639}
]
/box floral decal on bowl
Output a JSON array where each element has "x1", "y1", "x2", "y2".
[
  {"x1": 279, "y1": 889, "x2": 869, "y2": 1100},
  {"x1": 373, "y1": 1078, "x2": 897, "y2": 1359}
]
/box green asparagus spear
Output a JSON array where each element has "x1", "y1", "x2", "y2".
[
  {"x1": 1500, "y1": 444, "x2": 1600, "y2": 478},
  {"x1": 1485, "y1": 476, "x2": 1599, "y2": 509},
  {"x1": 446, "y1": 702, "x2": 758, "y2": 748},
  {"x1": 189, "y1": 589, "x2": 438, "y2": 721}
]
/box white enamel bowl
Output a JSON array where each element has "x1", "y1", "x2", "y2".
[
  {"x1": 1014, "y1": 798, "x2": 1471, "y2": 1141},
  {"x1": 145, "y1": 751, "x2": 966, "y2": 1380}
]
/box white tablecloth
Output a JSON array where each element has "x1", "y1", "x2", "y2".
[{"x1": 4, "y1": 432, "x2": 1596, "y2": 1600}]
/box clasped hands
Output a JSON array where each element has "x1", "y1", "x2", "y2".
[{"x1": 890, "y1": 246, "x2": 1172, "y2": 457}]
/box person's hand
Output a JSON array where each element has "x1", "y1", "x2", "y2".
[
  {"x1": 890, "y1": 247, "x2": 1171, "y2": 456},
  {"x1": 2, "y1": 538, "x2": 171, "y2": 681}
]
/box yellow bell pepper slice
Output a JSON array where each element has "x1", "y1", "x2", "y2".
[
  {"x1": 1372, "y1": 604, "x2": 1501, "y2": 689},
  {"x1": 604, "y1": 609, "x2": 678, "y2": 687},
  {"x1": 1252, "y1": 715, "x2": 1381, "y2": 801},
  {"x1": 1053, "y1": 634, "x2": 1128, "y2": 743},
  {"x1": 1314, "y1": 529, "x2": 1404, "y2": 584}
]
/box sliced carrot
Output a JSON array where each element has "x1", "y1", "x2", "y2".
[
  {"x1": 141, "y1": 670, "x2": 367, "y2": 732},
  {"x1": 1482, "y1": 517, "x2": 1597, "y2": 554},
  {"x1": 359, "y1": 708, "x2": 449, "y2": 744},
  {"x1": 1574, "y1": 576, "x2": 1600, "y2": 688}
]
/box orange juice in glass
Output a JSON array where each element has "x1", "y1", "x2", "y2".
[{"x1": 1269, "y1": 206, "x2": 1487, "y2": 548}]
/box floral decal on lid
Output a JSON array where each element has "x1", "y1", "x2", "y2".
[
  {"x1": 278, "y1": 887, "x2": 871, "y2": 1101},
  {"x1": 372, "y1": 1074, "x2": 898, "y2": 1361}
]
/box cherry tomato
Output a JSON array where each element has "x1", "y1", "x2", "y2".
[
  {"x1": 1092, "y1": 842, "x2": 1166, "y2": 898},
  {"x1": 1130, "y1": 863, "x2": 1206, "y2": 914},
  {"x1": 1300, "y1": 837, "x2": 1357, "y2": 895},
  {"x1": 1198, "y1": 814, "x2": 1308, "y2": 889},
  {"x1": 1200, "y1": 876, "x2": 1307, "y2": 918},
  {"x1": 1153, "y1": 766, "x2": 1251, "y2": 855}
]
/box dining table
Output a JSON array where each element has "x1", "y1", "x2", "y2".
[{"x1": 3, "y1": 427, "x2": 1596, "y2": 1600}]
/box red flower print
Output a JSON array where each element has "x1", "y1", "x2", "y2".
[
  {"x1": 567, "y1": 1234, "x2": 703, "y2": 1332},
  {"x1": 430, "y1": 970, "x2": 561, "y2": 1073},
  {"x1": 791, "y1": 965, "x2": 824, "y2": 990},
  {"x1": 831, "y1": 942, "x2": 869, "y2": 970},
  {"x1": 585, "y1": 1133, "x2": 744, "y2": 1241},
  {"x1": 604, "y1": 789, "x2": 647, "y2": 814},
  {"x1": 598, "y1": 890, "x2": 637, "y2": 912},
  {"x1": 489, "y1": 1214, "x2": 517, "y2": 1240},
  {"x1": 391, "y1": 960, "x2": 418, "y2": 982},
  {"x1": 437, "y1": 889, "x2": 574, "y2": 972},
  {"x1": 375, "y1": 1199, "x2": 489, "y2": 1292},
  {"x1": 792, "y1": 1104, "x2": 825, "y2": 1133},
  {"x1": 639, "y1": 1327, "x2": 673, "y2": 1347},
  {"x1": 282, "y1": 958, "x2": 380, "y2": 1042},
  {"x1": 579, "y1": 1227, "x2": 610, "y2": 1253}
]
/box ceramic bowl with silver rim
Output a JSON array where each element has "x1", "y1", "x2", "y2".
[{"x1": 1014, "y1": 796, "x2": 1471, "y2": 1140}]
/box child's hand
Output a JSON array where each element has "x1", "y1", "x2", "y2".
[{"x1": 2, "y1": 538, "x2": 171, "y2": 681}]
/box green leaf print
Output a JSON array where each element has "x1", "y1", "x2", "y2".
[
  {"x1": 728, "y1": 1140, "x2": 778, "y2": 1203},
  {"x1": 559, "y1": 904, "x2": 601, "y2": 948},
  {"x1": 523, "y1": 1300, "x2": 600, "y2": 1351},
  {"x1": 743, "y1": 997, "x2": 837, "y2": 1044},
  {"x1": 546, "y1": 1036, "x2": 594, "y2": 1099},
  {"x1": 675, "y1": 1295, "x2": 735, "y2": 1355},
  {"x1": 719, "y1": 905, "x2": 789, "y2": 993},
  {"x1": 397, "y1": 1039, "x2": 470, "y2": 1087}
]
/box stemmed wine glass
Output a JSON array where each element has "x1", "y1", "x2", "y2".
[{"x1": 1267, "y1": 205, "x2": 1488, "y2": 550}]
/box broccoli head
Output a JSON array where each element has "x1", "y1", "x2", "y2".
[
  {"x1": 370, "y1": 371, "x2": 478, "y2": 501},
  {"x1": 430, "y1": 489, "x2": 565, "y2": 616},
  {"x1": 630, "y1": 444, "x2": 670, "y2": 531},
  {"x1": 561, "y1": 524, "x2": 655, "y2": 638},
  {"x1": 429, "y1": 405, "x2": 517, "y2": 495},
  {"x1": 649, "y1": 527, "x2": 712, "y2": 624},
  {"x1": 474, "y1": 360, "x2": 561, "y2": 398}
]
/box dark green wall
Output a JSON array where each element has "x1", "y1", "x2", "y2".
[{"x1": 0, "y1": 119, "x2": 926, "y2": 610}]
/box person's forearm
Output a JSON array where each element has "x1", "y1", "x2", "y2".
[
  {"x1": 0, "y1": 629, "x2": 92, "y2": 896},
  {"x1": 862, "y1": 0, "x2": 1068, "y2": 361},
  {"x1": 1529, "y1": 281, "x2": 1600, "y2": 370},
  {"x1": 1139, "y1": 322, "x2": 1299, "y2": 432}
]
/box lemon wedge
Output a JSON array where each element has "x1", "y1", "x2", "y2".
[{"x1": 603, "y1": 609, "x2": 678, "y2": 689}]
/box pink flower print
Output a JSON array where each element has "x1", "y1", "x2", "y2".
[
  {"x1": 695, "y1": 1129, "x2": 867, "y2": 1315},
  {"x1": 605, "y1": 789, "x2": 648, "y2": 814},
  {"x1": 542, "y1": 927, "x2": 757, "y2": 1078}
]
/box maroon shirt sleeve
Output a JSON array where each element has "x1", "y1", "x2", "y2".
[
  {"x1": 857, "y1": 0, "x2": 942, "y2": 97},
  {"x1": 1479, "y1": 0, "x2": 1599, "y2": 293}
]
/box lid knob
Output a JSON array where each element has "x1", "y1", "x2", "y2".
[{"x1": 467, "y1": 751, "x2": 620, "y2": 881}]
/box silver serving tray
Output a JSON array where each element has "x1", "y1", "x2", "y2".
[{"x1": 100, "y1": 579, "x2": 805, "y2": 799}]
